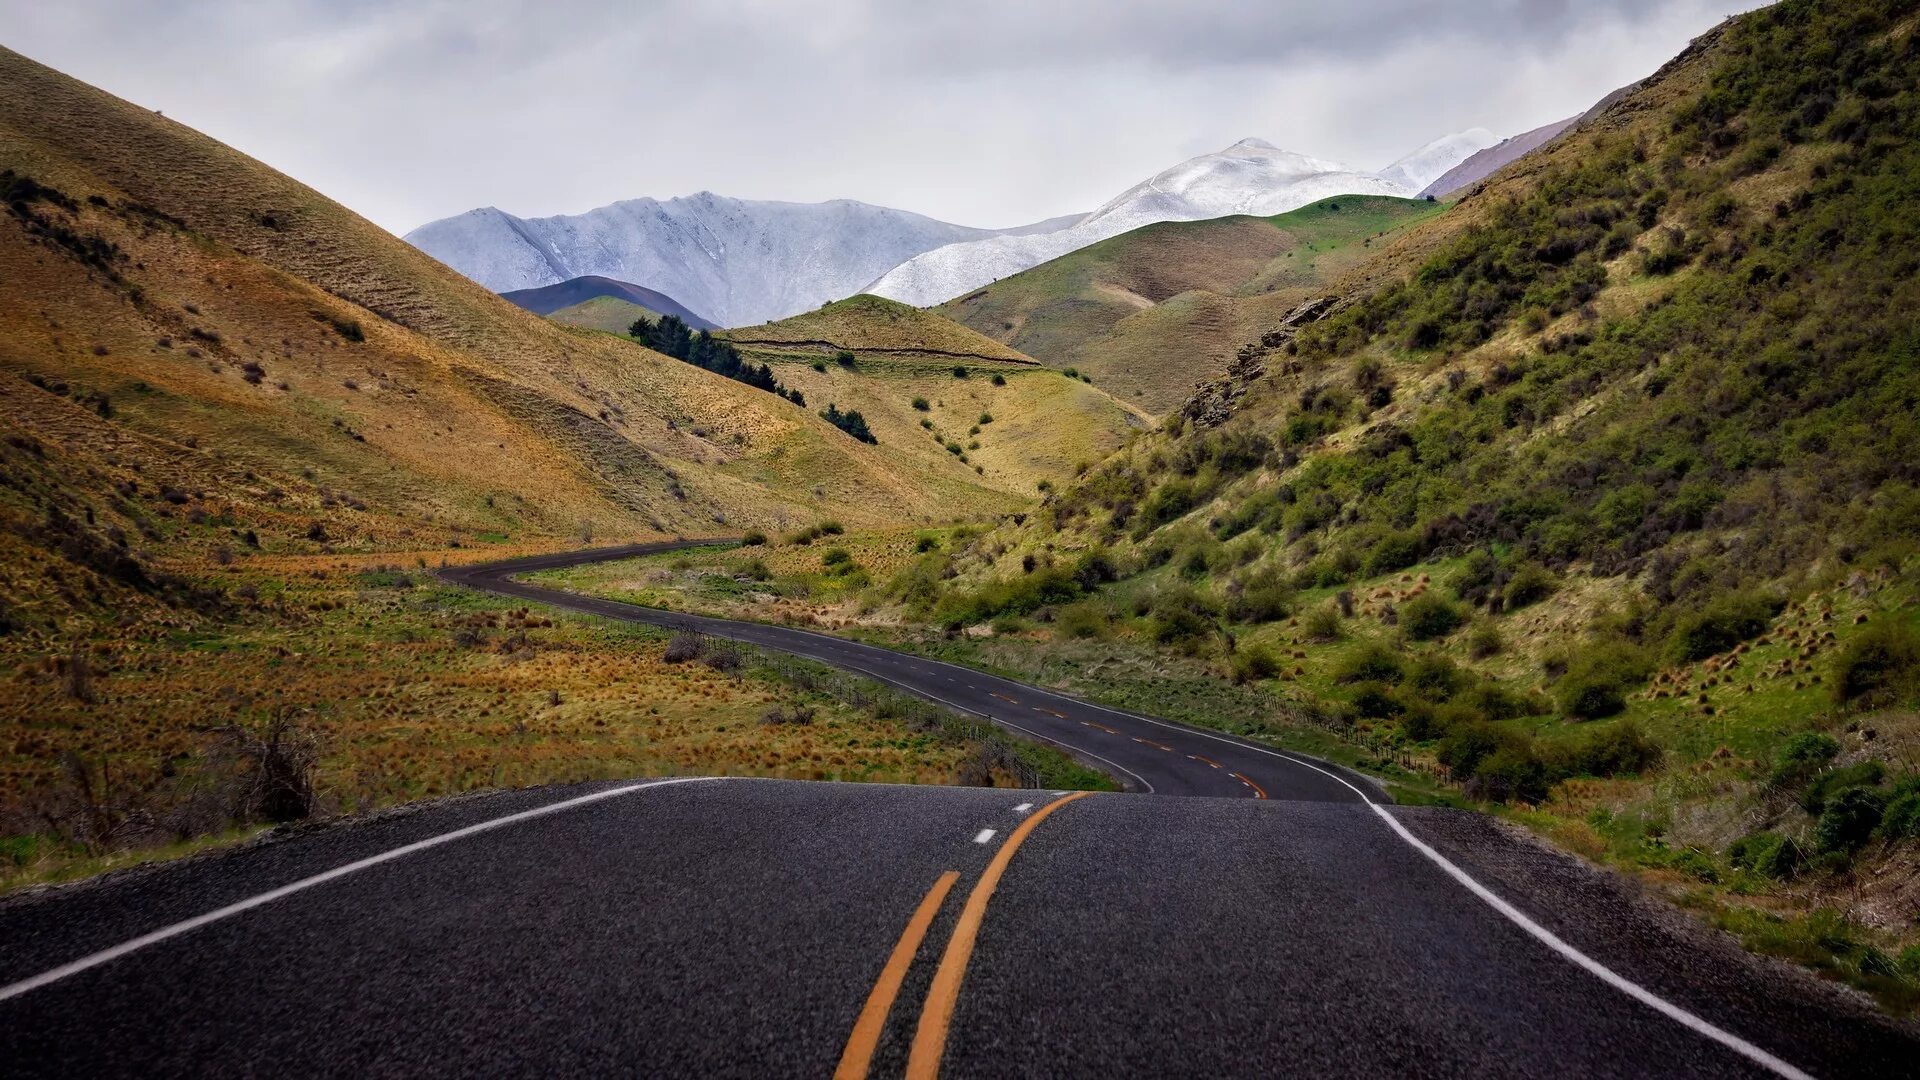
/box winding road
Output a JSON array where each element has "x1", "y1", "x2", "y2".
[{"x1": 2, "y1": 543, "x2": 1915, "y2": 1077}]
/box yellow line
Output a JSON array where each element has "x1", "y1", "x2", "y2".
[
  {"x1": 834, "y1": 870, "x2": 962, "y2": 1080},
  {"x1": 905, "y1": 791, "x2": 1093, "y2": 1079}
]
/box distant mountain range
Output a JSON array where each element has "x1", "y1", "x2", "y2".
[
  {"x1": 500, "y1": 275, "x2": 717, "y2": 329},
  {"x1": 408, "y1": 129, "x2": 1503, "y2": 323},
  {"x1": 405, "y1": 194, "x2": 1078, "y2": 328}
]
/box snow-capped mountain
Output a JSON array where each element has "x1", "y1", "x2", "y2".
[
  {"x1": 867, "y1": 132, "x2": 1497, "y2": 308},
  {"x1": 403, "y1": 194, "x2": 1078, "y2": 327},
  {"x1": 1376, "y1": 128, "x2": 1499, "y2": 192}
]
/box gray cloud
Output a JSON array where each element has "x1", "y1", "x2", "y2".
[{"x1": 1, "y1": 0, "x2": 1767, "y2": 234}]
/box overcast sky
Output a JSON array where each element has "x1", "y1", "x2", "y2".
[{"x1": 4, "y1": 0, "x2": 1767, "y2": 235}]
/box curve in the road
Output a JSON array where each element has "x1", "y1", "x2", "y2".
[{"x1": 440, "y1": 540, "x2": 1377, "y2": 804}]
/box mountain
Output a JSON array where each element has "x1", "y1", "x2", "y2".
[
  {"x1": 1418, "y1": 117, "x2": 1577, "y2": 199},
  {"x1": 933, "y1": 195, "x2": 1448, "y2": 413},
  {"x1": 1375, "y1": 128, "x2": 1498, "y2": 192},
  {"x1": 500, "y1": 275, "x2": 716, "y2": 329},
  {"x1": 866, "y1": 132, "x2": 1494, "y2": 308},
  {"x1": 405, "y1": 195, "x2": 1079, "y2": 327}
]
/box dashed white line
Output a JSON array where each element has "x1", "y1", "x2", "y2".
[
  {"x1": 1012, "y1": 803, "x2": 1033, "y2": 813},
  {"x1": 973, "y1": 829, "x2": 997, "y2": 844}
]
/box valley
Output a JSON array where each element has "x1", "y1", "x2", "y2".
[{"x1": 1, "y1": 0, "x2": 1918, "y2": 1073}]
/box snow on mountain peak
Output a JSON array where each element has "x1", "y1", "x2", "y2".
[{"x1": 1376, "y1": 128, "x2": 1499, "y2": 194}]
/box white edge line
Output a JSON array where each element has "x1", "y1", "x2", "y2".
[
  {"x1": 1240, "y1": 753, "x2": 1814, "y2": 1080},
  {"x1": 0, "y1": 776, "x2": 718, "y2": 1004}
]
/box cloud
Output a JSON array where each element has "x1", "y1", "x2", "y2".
[{"x1": 1, "y1": 0, "x2": 1768, "y2": 234}]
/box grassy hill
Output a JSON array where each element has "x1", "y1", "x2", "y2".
[
  {"x1": 502, "y1": 274, "x2": 716, "y2": 329},
  {"x1": 0, "y1": 46, "x2": 1123, "y2": 885},
  {"x1": 934, "y1": 196, "x2": 1449, "y2": 413},
  {"x1": 725, "y1": 294, "x2": 1037, "y2": 363},
  {"x1": 549, "y1": 295, "x2": 668, "y2": 335},
  {"x1": 714, "y1": 294, "x2": 1148, "y2": 494},
  {"x1": 848, "y1": 0, "x2": 1920, "y2": 1003}
]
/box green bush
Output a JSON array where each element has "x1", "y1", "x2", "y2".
[
  {"x1": 1467, "y1": 621, "x2": 1504, "y2": 658},
  {"x1": 1502, "y1": 562, "x2": 1558, "y2": 609},
  {"x1": 1302, "y1": 604, "x2": 1344, "y2": 642},
  {"x1": 1815, "y1": 787, "x2": 1887, "y2": 853},
  {"x1": 1800, "y1": 761, "x2": 1884, "y2": 816},
  {"x1": 1363, "y1": 530, "x2": 1423, "y2": 576},
  {"x1": 1770, "y1": 731, "x2": 1840, "y2": 786},
  {"x1": 1556, "y1": 642, "x2": 1652, "y2": 720},
  {"x1": 1467, "y1": 744, "x2": 1552, "y2": 804},
  {"x1": 1231, "y1": 644, "x2": 1283, "y2": 684},
  {"x1": 1056, "y1": 600, "x2": 1112, "y2": 639},
  {"x1": 1350, "y1": 682, "x2": 1404, "y2": 718},
  {"x1": 1401, "y1": 593, "x2": 1466, "y2": 641},
  {"x1": 1334, "y1": 642, "x2": 1404, "y2": 684},
  {"x1": 740, "y1": 529, "x2": 767, "y2": 546},
  {"x1": 911, "y1": 396, "x2": 930, "y2": 411},
  {"x1": 1730, "y1": 831, "x2": 1802, "y2": 879},
  {"x1": 1664, "y1": 591, "x2": 1782, "y2": 663},
  {"x1": 1880, "y1": 779, "x2": 1920, "y2": 840},
  {"x1": 1226, "y1": 572, "x2": 1294, "y2": 623},
  {"x1": 1146, "y1": 585, "x2": 1219, "y2": 647},
  {"x1": 1407, "y1": 654, "x2": 1465, "y2": 700},
  {"x1": 1563, "y1": 722, "x2": 1661, "y2": 777},
  {"x1": 1829, "y1": 619, "x2": 1920, "y2": 706}
]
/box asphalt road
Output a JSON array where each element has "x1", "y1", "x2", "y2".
[
  {"x1": 2, "y1": 544, "x2": 1915, "y2": 1076},
  {"x1": 440, "y1": 541, "x2": 1376, "y2": 803}
]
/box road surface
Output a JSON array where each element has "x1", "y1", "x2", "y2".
[{"x1": 2, "y1": 544, "x2": 1914, "y2": 1077}]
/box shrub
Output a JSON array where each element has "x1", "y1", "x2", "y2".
[
  {"x1": 1556, "y1": 642, "x2": 1652, "y2": 720},
  {"x1": 1770, "y1": 731, "x2": 1840, "y2": 786},
  {"x1": 1056, "y1": 600, "x2": 1112, "y2": 639},
  {"x1": 914, "y1": 535, "x2": 940, "y2": 553},
  {"x1": 740, "y1": 529, "x2": 768, "y2": 546},
  {"x1": 1466, "y1": 744, "x2": 1552, "y2": 804},
  {"x1": 1558, "y1": 674, "x2": 1626, "y2": 720},
  {"x1": 1401, "y1": 593, "x2": 1465, "y2": 641},
  {"x1": 1730, "y1": 831, "x2": 1802, "y2": 879},
  {"x1": 951, "y1": 365, "x2": 969, "y2": 378},
  {"x1": 1467, "y1": 621, "x2": 1504, "y2": 659},
  {"x1": 1407, "y1": 655, "x2": 1465, "y2": 700},
  {"x1": 1502, "y1": 562, "x2": 1558, "y2": 609},
  {"x1": 912, "y1": 397, "x2": 930, "y2": 411},
  {"x1": 990, "y1": 373, "x2": 1006, "y2": 386},
  {"x1": 1881, "y1": 780, "x2": 1920, "y2": 840},
  {"x1": 663, "y1": 632, "x2": 704, "y2": 663},
  {"x1": 811, "y1": 360, "x2": 827, "y2": 372},
  {"x1": 1800, "y1": 761, "x2": 1884, "y2": 816},
  {"x1": 1146, "y1": 586, "x2": 1219, "y2": 647},
  {"x1": 819, "y1": 520, "x2": 844, "y2": 535},
  {"x1": 739, "y1": 559, "x2": 772, "y2": 582},
  {"x1": 835, "y1": 350, "x2": 857, "y2": 368},
  {"x1": 1302, "y1": 604, "x2": 1344, "y2": 642},
  {"x1": 1829, "y1": 619, "x2": 1920, "y2": 706},
  {"x1": 1351, "y1": 682, "x2": 1404, "y2": 718},
  {"x1": 1231, "y1": 644, "x2": 1283, "y2": 684},
  {"x1": 1664, "y1": 591, "x2": 1782, "y2": 663},
  {"x1": 1363, "y1": 530, "x2": 1423, "y2": 576},
  {"x1": 1815, "y1": 787, "x2": 1886, "y2": 853},
  {"x1": 822, "y1": 547, "x2": 853, "y2": 569},
  {"x1": 1564, "y1": 722, "x2": 1661, "y2": 777},
  {"x1": 1226, "y1": 577, "x2": 1294, "y2": 624},
  {"x1": 1335, "y1": 642, "x2": 1404, "y2": 684}
]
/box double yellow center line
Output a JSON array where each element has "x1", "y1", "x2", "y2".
[{"x1": 834, "y1": 790, "x2": 1093, "y2": 1080}]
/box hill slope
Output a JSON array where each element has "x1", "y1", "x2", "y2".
[
  {"x1": 500, "y1": 275, "x2": 715, "y2": 329},
  {"x1": 724, "y1": 294, "x2": 1037, "y2": 364},
  {"x1": 0, "y1": 42, "x2": 1138, "y2": 599},
  {"x1": 405, "y1": 195, "x2": 1079, "y2": 327},
  {"x1": 899, "y1": 0, "x2": 1920, "y2": 993},
  {"x1": 934, "y1": 196, "x2": 1449, "y2": 413},
  {"x1": 546, "y1": 295, "x2": 669, "y2": 335}
]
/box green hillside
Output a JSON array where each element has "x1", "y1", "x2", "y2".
[
  {"x1": 548, "y1": 294, "x2": 667, "y2": 334},
  {"x1": 867, "y1": 0, "x2": 1920, "y2": 1002},
  {"x1": 934, "y1": 196, "x2": 1449, "y2": 413}
]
